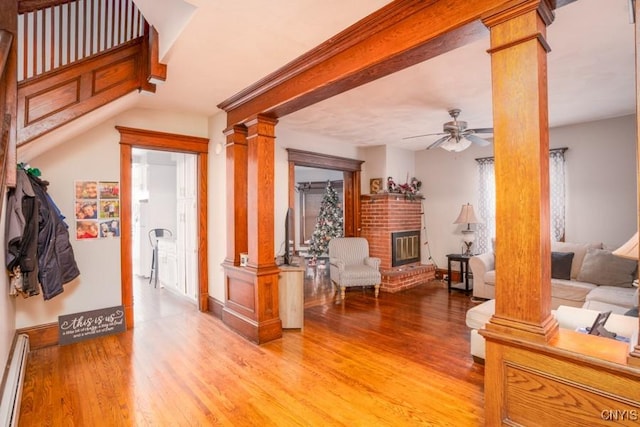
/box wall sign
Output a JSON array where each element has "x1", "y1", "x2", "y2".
[{"x1": 58, "y1": 305, "x2": 126, "y2": 345}]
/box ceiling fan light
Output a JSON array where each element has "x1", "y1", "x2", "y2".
[{"x1": 441, "y1": 137, "x2": 472, "y2": 152}]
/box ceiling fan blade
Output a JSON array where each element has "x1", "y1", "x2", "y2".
[
  {"x1": 427, "y1": 135, "x2": 451, "y2": 150},
  {"x1": 465, "y1": 134, "x2": 491, "y2": 147},
  {"x1": 402, "y1": 132, "x2": 447, "y2": 140},
  {"x1": 470, "y1": 128, "x2": 493, "y2": 134}
]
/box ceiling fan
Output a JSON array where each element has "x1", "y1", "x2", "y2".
[{"x1": 403, "y1": 108, "x2": 493, "y2": 152}]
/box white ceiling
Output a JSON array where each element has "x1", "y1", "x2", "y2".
[
  {"x1": 280, "y1": 0, "x2": 636, "y2": 150},
  {"x1": 27, "y1": 0, "x2": 635, "y2": 157}
]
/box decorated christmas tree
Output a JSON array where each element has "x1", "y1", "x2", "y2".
[{"x1": 308, "y1": 181, "x2": 344, "y2": 260}]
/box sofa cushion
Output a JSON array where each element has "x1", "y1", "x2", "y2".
[
  {"x1": 551, "y1": 241, "x2": 603, "y2": 280},
  {"x1": 584, "y1": 285, "x2": 637, "y2": 309},
  {"x1": 551, "y1": 251, "x2": 574, "y2": 280},
  {"x1": 577, "y1": 248, "x2": 637, "y2": 287},
  {"x1": 550, "y1": 278, "x2": 597, "y2": 303}
]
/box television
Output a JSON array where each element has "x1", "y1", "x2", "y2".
[{"x1": 283, "y1": 207, "x2": 296, "y2": 265}]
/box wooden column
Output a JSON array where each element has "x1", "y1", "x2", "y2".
[
  {"x1": 222, "y1": 125, "x2": 248, "y2": 266},
  {"x1": 222, "y1": 115, "x2": 282, "y2": 344},
  {"x1": 482, "y1": 0, "x2": 558, "y2": 343}
]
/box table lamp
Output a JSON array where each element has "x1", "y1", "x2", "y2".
[{"x1": 454, "y1": 203, "x2": 481, "y2": 256}]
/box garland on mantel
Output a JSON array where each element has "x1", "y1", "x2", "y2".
[{"x1": 387, "y1": 176, "x2": 422, "y2": 200}]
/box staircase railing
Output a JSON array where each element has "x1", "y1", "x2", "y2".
[
  {"x1": 18, "y1": 0, "x2": 145, "y2": 82},
  {"x1": 15, "y1": 0, "x2": 165, "y2": 146}
]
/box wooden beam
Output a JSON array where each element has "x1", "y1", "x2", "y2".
[{"x1": 217, "y1": 0, "x2": 577, "y2": 127}]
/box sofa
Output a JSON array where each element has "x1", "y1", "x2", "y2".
[
  {"x1": 469, "y1": 241, "x2": 638, "y2": 313},
  {"x1": 466, "y1": 300, "x2": 639, "y2": 361}
]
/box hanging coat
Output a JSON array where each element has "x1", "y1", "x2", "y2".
[
  {"x1": 5, "y1": 169, "x2": 40, "y2": 297},
  {"x1": 27, "y1": 173, "x2": 80, "y2": 300}
]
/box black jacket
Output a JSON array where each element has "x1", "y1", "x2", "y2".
[{"x1": 6, "y1": 169, "x2": 80, "y2": 300}]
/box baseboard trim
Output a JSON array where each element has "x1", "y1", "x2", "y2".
[
  {"x1": 17, "y1": 322, "x2": 58, "y2": 350},
  {"x1": 208, "y1": 296, "x2": 224, "y2": 319}
]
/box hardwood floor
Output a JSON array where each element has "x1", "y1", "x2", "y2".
[{"x1": 19, "y1": 271, "x2": 485, "y2": 426}]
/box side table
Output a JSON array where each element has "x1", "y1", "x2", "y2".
[{"x1": 446, "y1": 253, "x2": 472, "y2": 293}]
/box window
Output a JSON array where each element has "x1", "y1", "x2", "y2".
[
  {"x1": 476, "y1": 148, "x2": 567, "y2": 253},
  {"x1": 298, "y1": 180, "x2": 343, "y2": 246}
]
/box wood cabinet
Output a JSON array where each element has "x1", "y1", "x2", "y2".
[{"x1": 278, "y1": 266, "x2": 305, "y2": 329}]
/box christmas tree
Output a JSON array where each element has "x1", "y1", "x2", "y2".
[{"x1": 308, "y1": 181, "x2": 344, "y2": 260}]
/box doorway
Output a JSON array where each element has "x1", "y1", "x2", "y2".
[
  {"x1": 131, "y1": 149, "x2": 199, "y2": 320},
  {"x1": 117, "y1": 126, "x2": 209, "y2": 329}
]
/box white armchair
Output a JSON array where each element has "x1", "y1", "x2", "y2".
[{"x1": 328, "y1": 237, "x2": 381, "y2": 300}]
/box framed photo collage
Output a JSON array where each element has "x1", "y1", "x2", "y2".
[{"x1": 74, "y1": 181, "x2": 120, "y2": 240}]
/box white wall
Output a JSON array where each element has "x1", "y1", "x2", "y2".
[
  {"x1": 386, "y1": 146, "x2": 415, "y2": 187},
  {"x1": 414, "y1": 144, "x2": 486, "y2": 268},
  {"x1": 555, "y1": 115, "x2": 637, "y2": 248},
  {"x1": 208, "y1": 112, "x2": 227, "y2": 303},
  {"x1": 361, "y1": 145, "x2": 385, "y2": 192},
  {"x1": 15, "y1": 109, "x2": 209, "y2": 328},
  {"x1": 360, "y1": 145, "x2": 415, "y2": 195},
  {"x1": 414, "y1": 114, "x2": 637, "y2": 269}
]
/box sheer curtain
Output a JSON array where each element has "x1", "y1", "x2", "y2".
[
  {"x1": 476, "y1": 148, "x2": 566, "y2": 253},
  {"x1": 476, "y1": 157, "x2": 495, "y2": 254}
]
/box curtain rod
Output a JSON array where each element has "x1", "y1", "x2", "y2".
[{"x1": 475, "y1": 147, "x2": 568, "y2": 162}]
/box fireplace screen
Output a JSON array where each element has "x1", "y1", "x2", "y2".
[{"x1": 391, "y1": 230, "x2": 420, "y2": 267}]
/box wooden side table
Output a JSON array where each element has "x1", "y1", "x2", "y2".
[{"x1": 446, "y1": 253, "x2": 472, "y2": 293}]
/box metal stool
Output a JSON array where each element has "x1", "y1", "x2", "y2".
[{"x1": 149, "y1": 228, "x2": 172, "y2": 287}]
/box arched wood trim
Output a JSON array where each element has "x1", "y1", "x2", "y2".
[
  {"x1": 287, "y1": 148, "x2": 363, "y2": 238},
  {"x1": 117, "y1": 126, "x2": 209, "y2": 329}
]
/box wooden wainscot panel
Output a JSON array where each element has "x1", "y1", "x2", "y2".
[
  {"x1": 504, "y1": 363, "x2": 640, "y2": 426},
  {"x1": 93, "y1": 56, "x2": 139, "y2": 95},
  {"x1": 17, "y1": 41, "x2": 145, "y2": 145},
  {"x1": 225, "y1": 267, "x2": 256, "y2": 317},
  {"x1": 24, "y1": 77, "x2": 80, "y2": 125},
  {"x1": 485, "y1": 331, "x2": 640, "y2": 426}
]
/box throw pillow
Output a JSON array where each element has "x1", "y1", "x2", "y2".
[
  {"x1": 576, "y1": 248, "x2": 638, "y2": 287},
  {"x1": 551, "y1": 251, "x2": 574, "y2": 280}
]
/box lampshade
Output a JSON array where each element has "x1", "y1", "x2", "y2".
[
  {"x1": 454, "y1": 203, "x2": 480, "y2": 225},
  {"x1": 613, "y1": 232, "x2": 639, "y2": 260},
  {"x1": 441, "y1": 137, "x2": 472, "y2": 152}
]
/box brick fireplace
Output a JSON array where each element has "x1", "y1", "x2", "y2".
[{"x1": 360, "y1": 193, "x2": 436, "y2": 292}]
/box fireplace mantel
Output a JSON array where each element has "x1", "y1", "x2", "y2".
[{"x1": 361, "y1": 192, "x2": 424, "y2": 202}]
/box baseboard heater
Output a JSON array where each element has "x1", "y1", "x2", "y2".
[{"x1": 0, "y1": 334, "x2": 29, "y2": 427}]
